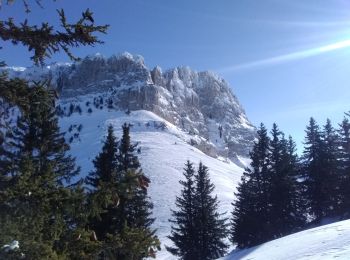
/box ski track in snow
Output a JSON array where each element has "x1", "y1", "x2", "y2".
[{"x1": 59, "y1": 108, "x2": 244, "y2": 260}]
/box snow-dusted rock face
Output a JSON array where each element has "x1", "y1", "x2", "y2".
[{"x1": 6, "y1": 52, "x2": 256, "y2": 160}]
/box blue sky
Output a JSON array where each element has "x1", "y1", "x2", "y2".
[{"x1": 2, "y1": 0, "x2": 350, "y2": 152}]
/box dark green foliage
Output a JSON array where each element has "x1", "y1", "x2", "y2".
[
  {"x1": 194, "y1": 162, "x2": 228, "y2": 259},
  {"x1": 118, "y1": 123, "x2": 141, "y2": 172},
  {"x1": 267, "y1": 124, "x2": 305, "y2": 238},
  {"x1": 168, "y1": 161, "x2": 228, "y2": 260},
  {"x1": 231, "y1": 124, "x2": 305, "y2": 248},
  {"x1": 0, "y1": 83, "x2": 87, "y2": 259},
  {"x1": 117, "y1": 123, "x2": 155, "y2": 239},
  {"x1": 302, "y1": 118, "x2": 324, "y2": 220},
  {"x1": 0, "y1": 1, "x2": 108, "y2": 65},
  {"x1": 167, "y1": 161, "x2": 198, "y2": 259},
  {"x1": 0, "y1": 2, "x2": 109, "y2": 258},
  {"x1": 231, "y1": 124, "x2": 271, "y2": 248},
  {"x1": 86, "y1": 124, "x2": 159, "y2": 259},
  {"x1": 320, "y1": 119, "x2": 340, "y2": 216},
  {"x1": 338, "y1": 113, "x2": 350, "y2": 217},
  {"x1": 302, "y1": 118, "x2": 339, "y2": 221}
]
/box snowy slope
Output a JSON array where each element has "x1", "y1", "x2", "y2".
[
  {"x1": 59, "y1": 104, "x2": 245, "y2": 260},
  {"x1": 222, "y1": 219, "x2": 350, "y2": 260}
]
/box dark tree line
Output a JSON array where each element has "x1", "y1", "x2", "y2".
[
  {"x1": 166, "y1": 114, "x2": 350, "y2": 259},
  {"x1": 231, "y1": 114, "x2": 350, "y2": 248}
]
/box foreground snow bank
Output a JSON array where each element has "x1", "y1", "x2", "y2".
[{"x1": 222, "y1": 219, "x2": 350, "y2": 260}]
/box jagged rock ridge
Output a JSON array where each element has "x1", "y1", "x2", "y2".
[{"x1": 7, "y1": 52, "x2": 256, "y2": 161}]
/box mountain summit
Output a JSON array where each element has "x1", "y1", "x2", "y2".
[{"x1": 8, "y1": 52, "x2": 256, "y2": 162}]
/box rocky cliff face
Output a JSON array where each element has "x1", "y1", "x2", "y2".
[{"x1": 7, "y1": 52, "x2": 256, "y2": 160}]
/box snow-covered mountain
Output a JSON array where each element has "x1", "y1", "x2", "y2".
[
  {"x1": 5, "y1": 53, "x2": 257, "y2": 259},
  {"x1": 222, "y1": 219, "x2": 350, "y2": 260},
  {"x1": 6, "y1": 52, "x2": 256, "y2": 162}
]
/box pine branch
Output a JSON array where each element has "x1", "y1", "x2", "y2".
[{"x1": 0, "y1": 8, "x2": 109, "y2": 65}]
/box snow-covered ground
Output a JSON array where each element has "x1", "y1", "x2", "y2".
[
  {"x1": 59, "y1": 106, "x2": 244, "y2": 259},
  {"x1": 222, "y1": 219, "x2": 350, "y2": 260}
]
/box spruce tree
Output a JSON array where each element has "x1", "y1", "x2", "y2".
[
  {"x1": 321, "y1": 119, "x2": 340, "y2": 216},
  {"x1": 86, "y1": 125, "x2": 121, "y2": 240},
  {"x1": 86, "y1": 124, "x2": 159, "y2": 259},
  {"x1": 302, "y1": 117, "x2": 336, "y2": 222},
  {"x1": 117, "y1": 123, "x2": 155, "y2": 232},
  {"x1": 167, "y1": 161, "x2": 198, "y2": 259},
  {"x1": 302, "y1": 117, "x2": 322, "y2": 221},
  {"x1": 338, "y1": 113, "x2": 350, "y2": 217},
  {"x1": 1, "y1": 2, "x2": 109, "y2": 258},
  {"x1": 231, "y1": 123, "x2": 271, "y2": 248},
  {"x1": 286, "y1": 135, "x2": 307, "y2": 227},
  {"x1": 193, "y1": 162, "x2": 228, "y2": 259},
  {"x1": 267, "y1": 124, "x2": 305, "y2": 238},
  {"x1": 168, "y1": 162, "x2": 228, "y2": 259},
  {"x1": 0, "y1": 84, "x2": 85, "y2": 259}
]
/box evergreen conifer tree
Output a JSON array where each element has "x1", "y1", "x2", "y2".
[
  {"x1": 231, "y1": 123, "x2": 271, "y2": 248},
  {"x1": 168, "y1": 161, "x2": 228, "y2": 259},
  {"x1": 86, "y1": 125, "x2": 121, "y2": 239},
  {"x1": 321, "y1": 119, "x2": 340, "y2": 216},
  {"x1": 338, "y1": 113, "x2": 350, "y2": 217},
  {"x1": 86, "y1": 124, "x2": 159, "y2": 259},
  {"x1": 302, "y1": 117, "x2": 334, "y2": 221},
  {"x1": 231, "y1": 124, "x2": 304, "y2": 248},
  {"x1": 193, "y1": 162, "x2": 228, "y2": 259},
  {"x1": 267, "y1": 124, "x2": 305, "y2": 238},
  {"x1": 167, "y1": 161, "x2": 198, "y2": 259},
  {"x1": 0, "y1": 84, "x2": 85, "y2": 259},
  {"x1": 117, "y1": 123, "x2": 155, "y2": 232}
]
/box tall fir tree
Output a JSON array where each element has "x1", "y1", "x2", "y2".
[
  {"x1": 86, "y1": 125, "x2": 121, "y2": 240},
  {"x1": 118, "y1": 123, "x2": 155, "y2": 232},
  {"x1": 338, "y1": 113, "x2": 350, "y2": 217},
  {"x1": 168, "y1": 161, "x2": 228, "y2": 259},
  {"x1": 231, "y1": 123, "x2": 271, "y2": 248},
  {"x1": 302, "y1": 117, "x2": 323, "y2": 221},
  {"x1": 321, "y1": 119, "x2": 340, "y2": 216},
  {"x1": 286, "y1": 135, "x2": 307, "y2": 227},
  {"x1": 267, "y1": 124, "x2": 305, "y2": 238},
  {"x1": 302, "y1": 117, "x2": 336, "y2": 222},
  {"x1": 167, "y1": 161, "x2": 198, "y2": 259},
  {"x1": 86, "y1": 124, "x2": 159, "y2": 259},
  {"x1": 0, "y1": 84, "x2": 86, "y2": 259},
  {"x1": 193, "y1": 162, "x2": 228, "y2": 259}
]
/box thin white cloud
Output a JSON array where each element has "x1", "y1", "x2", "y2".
[{"x1": 219, "y1": 39, "x2": 350, "y2": 72}]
